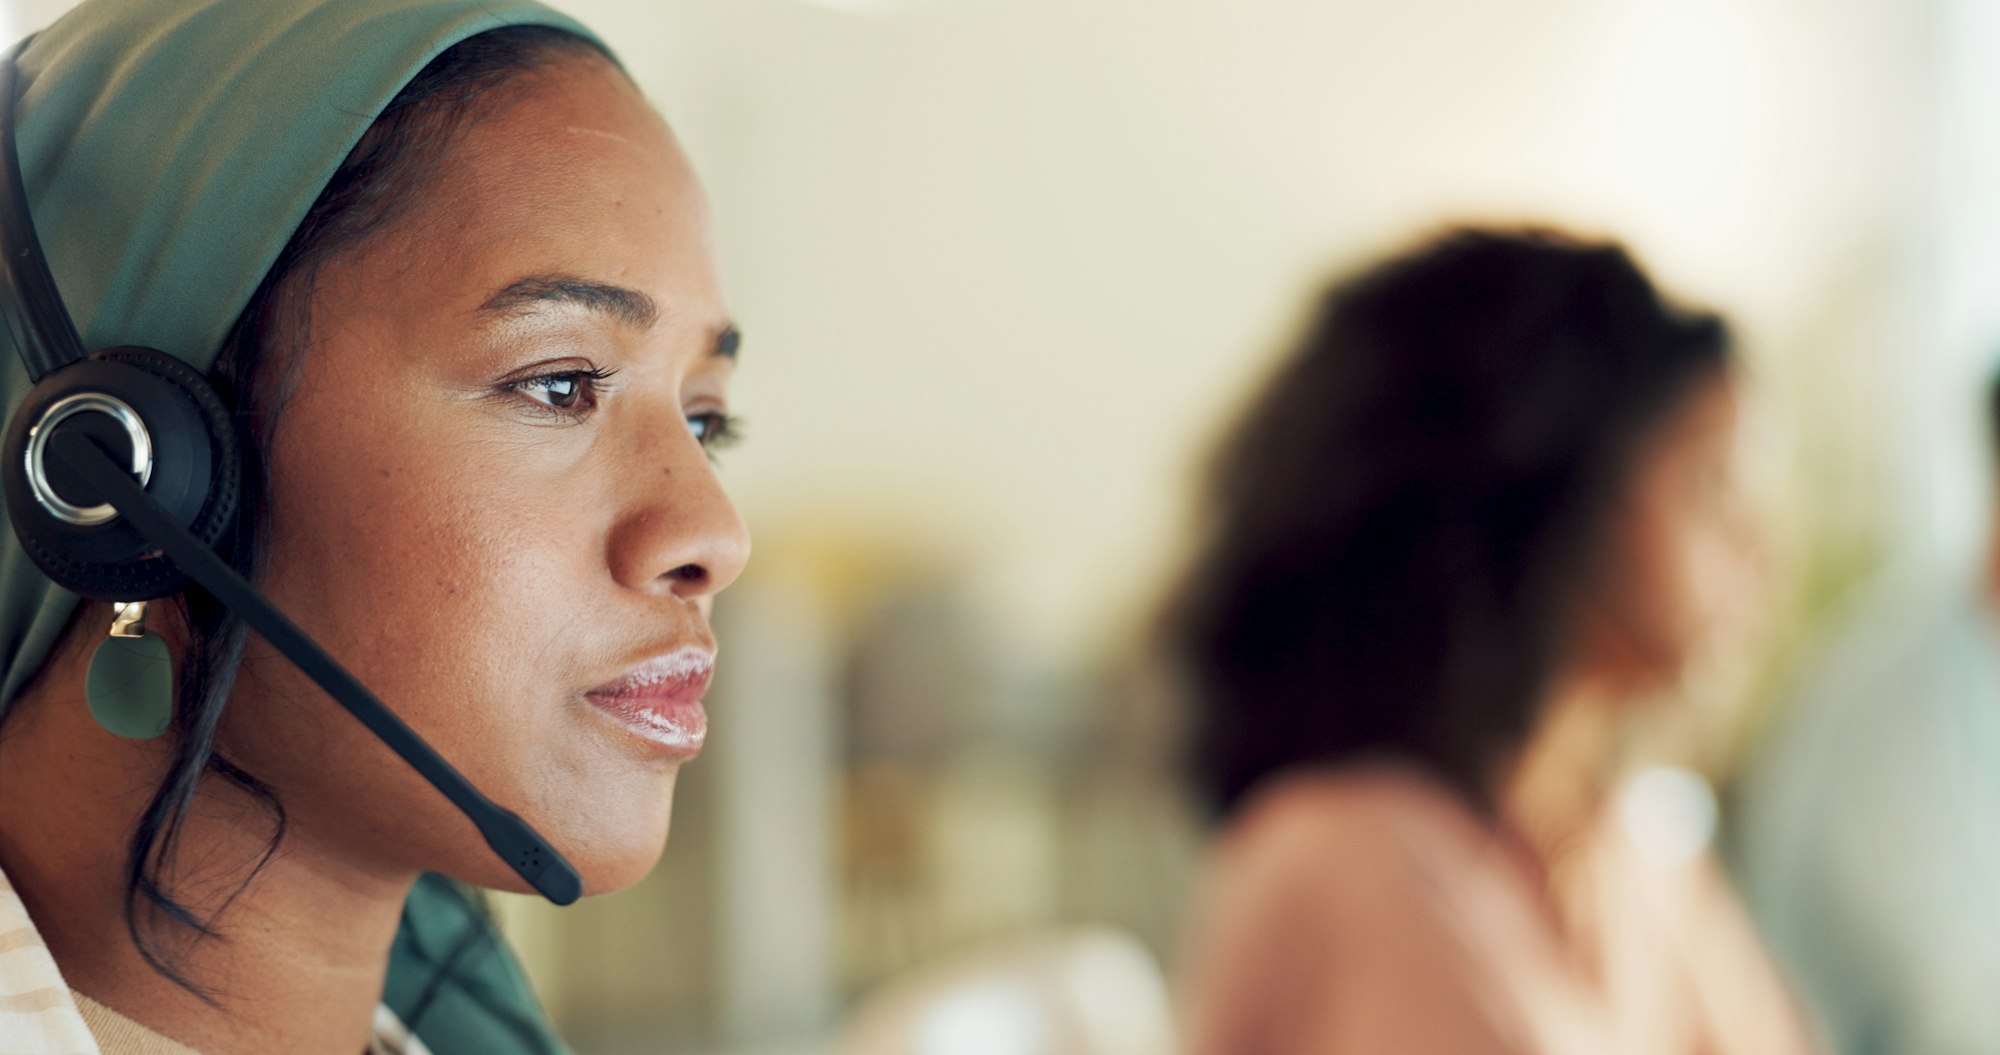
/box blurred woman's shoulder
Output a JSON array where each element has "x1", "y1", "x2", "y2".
[
  {"x1": 1217, "y1": 762, "x2": 1498, "y2": 891},
  {"x1": 1204, "y1": 761, "x2": 1572, "y2": 966},
  {"x1": 1182, "y1": 763, "x2": 1575, "y2": 1054},
  {"x1": 1184, "y1": 763, "x2": 1820, "y2": 1055}
]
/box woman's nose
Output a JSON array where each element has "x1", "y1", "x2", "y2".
[{"x1": 605, "y1": 422, "x2": 751, "y2": 601}]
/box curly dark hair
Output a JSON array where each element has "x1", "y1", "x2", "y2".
[{"x1": 1168, "y1": 226, "x2": 1731, "y2": 817}]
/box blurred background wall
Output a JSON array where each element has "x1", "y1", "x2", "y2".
[{"x1": 6, "y1": 0, "x2": 1994, "y2": 1051}]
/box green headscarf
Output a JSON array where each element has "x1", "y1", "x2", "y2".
[{"x1": 0, "y1": 1, "x2": 618, "y2": 1051}]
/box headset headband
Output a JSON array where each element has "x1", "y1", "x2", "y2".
[{"x1": 0, "y1": 44, "x2": 84, "y2": 382}]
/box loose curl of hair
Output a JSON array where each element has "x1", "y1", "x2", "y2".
[{"x1": 1168, "y1": 227, "x2": 1731, "y2": 818}]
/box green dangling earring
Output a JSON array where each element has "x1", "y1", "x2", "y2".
[{"x1": 85, "y1": 601, "x2": 174, "y2": 740}]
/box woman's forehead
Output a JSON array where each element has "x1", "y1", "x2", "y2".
[
  {"x1": 359, "y1": 61, "x2": 726, "y2": 327},
  {"x1": 453, "y1": 57, "x2": 683, "y2": 188}
]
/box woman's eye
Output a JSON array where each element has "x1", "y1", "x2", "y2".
[
  {"x1": 504, "y1": 368, "x2": 615, "y2": 418},
  {"x1": 529, "y1": 375, "x2": 584, "y2": 409},
  {"x1": 687, "y1": 410, "x2": 739, "y2": 449}
]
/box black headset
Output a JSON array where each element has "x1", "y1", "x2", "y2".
[{"x1": 0, "y1": 46, "x2": 581, "y2": 906}]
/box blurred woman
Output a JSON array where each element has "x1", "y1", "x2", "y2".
[{"x1": 1170, "y1": 228, "x2": 1813, "y2": 1054}]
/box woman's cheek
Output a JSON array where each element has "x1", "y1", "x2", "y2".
[{"x1": 1690, "y1": 501, "x2": 1762, "y2": 659}]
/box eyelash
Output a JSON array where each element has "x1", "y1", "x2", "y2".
[{"x1": 502, "y1": 367, "x2": 743, "y2": 454}]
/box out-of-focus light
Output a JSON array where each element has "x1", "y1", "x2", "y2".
[
  {"x1": 1617, "y1": 765, "x2": 1718, "y2": 868},
  {"x1": 914, "y1": 981, "x2": 1053, "y2": 1055}
]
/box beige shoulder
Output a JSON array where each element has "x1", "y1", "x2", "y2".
[
  {"x1": 1179, "y1": 766, "x2": 1523, "y2": 1054},
  {"x1": 1204, "y1": 765, "x2": 1491, "y2": 928},
  {"x1": 1227, "y1": 765, "x2": 1487, "y2": 868}
]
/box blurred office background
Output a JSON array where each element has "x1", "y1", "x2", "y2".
[{"x1": 8, "y1": 0, "x2": 1999, "y2": 1051}]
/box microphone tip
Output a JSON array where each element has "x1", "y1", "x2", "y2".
[
  {"x1": 534, "y1": 861, "x2": 583, "y2": 906},
  {"x1": 483, "y1": 814, "x2": 584, "y2": 906}
]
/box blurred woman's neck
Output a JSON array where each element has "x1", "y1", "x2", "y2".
[{"x1": 1499, "y1": 670, "x2": 1625, "y2": 870}]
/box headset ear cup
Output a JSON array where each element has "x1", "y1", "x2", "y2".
[
  {"x1": 3, "y1": 347, "x2": 241, "y2": 601},
  {"x1": 100, "y1": 346, "x2": 240, "y2": 549}
]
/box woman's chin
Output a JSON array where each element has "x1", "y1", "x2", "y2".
[
  {"x1": 433, "y1": 767, "x2": 681, "y2": 898},
  {"x1": 452, "y1": 823, "x2": 675, "y2": 899},
  {"x1": 581, "y1": 848, "x2": 672, "y2": 896},
  {"x1": 553, "y1": 782, "x2": 682, "y2": 897}
]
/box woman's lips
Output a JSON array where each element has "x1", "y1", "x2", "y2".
[{"x1": 584, "y1": 647, "x2": 712, "y2": 757}]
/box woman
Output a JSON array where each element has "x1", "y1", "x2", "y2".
[
  {"x1": 0, "y1": 1, "x2": 748, "y2": 1052},
  {"x1": 1171, "y1": 229, "x2": 1813, "y2": 1054}
]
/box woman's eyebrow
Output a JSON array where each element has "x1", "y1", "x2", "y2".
[{"x1": 479, "y1": 273, "x2": 659, "y2": 329}]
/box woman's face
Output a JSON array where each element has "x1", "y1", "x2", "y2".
[
  {"x1": 218, "y1": 55, "x2": 749, "y2": 896},
  {"x1": 1579, "y1": 375, "x2": 1760, "y2": 695}
]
